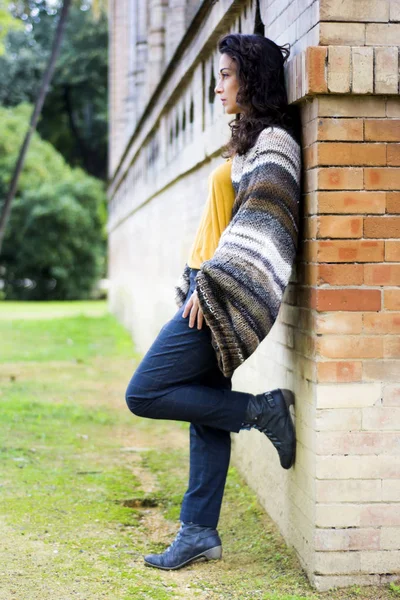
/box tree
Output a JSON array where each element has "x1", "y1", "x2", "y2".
[
  {"x1": 0, "y1": 104, "x2": 106, "y2": 300},
  {"x1": 0, "y1": 1, "x2": 108, "y2": 178},
  {"x1": 0, "y1": 0, "x2": 72, "y2": 254}
]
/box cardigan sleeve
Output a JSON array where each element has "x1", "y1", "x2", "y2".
[{"x1": 195, "y1": 127, "x2": 302, "y2": 378}]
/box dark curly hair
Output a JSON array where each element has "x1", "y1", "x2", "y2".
[{"x1": 218, "y1": 33, "x2": 299, "y2": 157}]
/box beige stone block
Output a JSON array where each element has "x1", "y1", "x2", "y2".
[
  {"x1": 316, "y1": 503, "x2": 361, "y2": 527},
  {"x1": 316, "y1": 478, "x2": 381, "y2": 503},
  {"x1": 318, "y1": 96, "x2": 386, "y2": 117},
  {"x1": 316, "y1": 382, "x2": 382, "y2": 409},
  {"x1": 328, "y1": 46, "x2": 351, "y2": 93},
  {"x1": 312, "y1": 574, "x2": 380, "y2": 592},
  {"x1": 318, "y1": 455, "x2": 400, "y2": 479},
  {"x1": 352, "y1": 47, "x2": 374, "y2": 94},
  {"x1": 314, "y1": 550, "x2": 361, "y2": 575},
  {"x1": 384, "y1": 385, "x2": 400, "y2": 406},
  {"x1": 366, "y1": 23, "x2": 400, "y2": 45},
  {"x1": 387, "y1": 98, "x2": 400, "y2": 117},
  {"x1": 383, "y1": 479, "x2": 400, "y2": 501},
  {"x1": 320, "y1": 0, "x2": 389, "y2": 22},
  {"x1": 316, "y1": 431, "x2": 400, "y2": 455},
  {"x1": 360, "y1": 504, "x2": 400, "y2": 527},
  {"x1": 362, "y1": 407, "x2": 400, "y2": 430},
  {"x1": 391, "y1": 0, "x2": 400, "y2": 20},
  {"x1": 315, "y1": 528, "x2": 380, "y2": 551},
  {"x1": 317, "y1": 455, "x2": 381, "y2": 479},
  {"x1": 361, "y1": 550, "x2": 400, "y2": 573},
  {"x1": 316, "y1": 408, "x2": 362, "y2": 431},
  {"x1": 381, "y1": 528, "x2": 400, "y2": 550},
  {"x1": 375, "y1": 47, "x2": 399, "y2": 94},
  {"x1": 319, "y1": 22, "x2": 365, "y2": 45}
]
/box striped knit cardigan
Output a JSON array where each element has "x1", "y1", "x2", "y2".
[{"x1": 175, "y1": 126, "x2": 302, "y2": 378}]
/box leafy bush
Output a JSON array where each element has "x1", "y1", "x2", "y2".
[{"x1": 0, "y1": 104, "x2": 107, "y2": 300}]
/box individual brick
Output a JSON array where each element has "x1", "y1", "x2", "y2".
[
  {"x1": 315, "y1": 528, "x2": 380, "y2": 552},
  {"x1": 317, "y1": 361, "x2": 363, "y2": 383},
  {"x1": 316, "y1": 431, "x2": 399, "y2": 455},
  {"x1": 383, "y1": 480, "x2": 400, "y2": 501},
  {"x1": 385, "y1": 336, "x2": 400, "y2": 358},
  {"x1": 317, "y1": 240, "x2": 384, "y2": 263},
  {"x1": 306, "y1": 46, "x2": 328, "y2": 94},
  {"x1": 385, "y1": 289, "x2": 400, "y2": 309},
  {"x1": 388, "y1": 144, "x2": 400, "y2": 166},
  {"x1": 365, "y1": 119, "x2": 400, "y2": 141},
  {"x1": 361, "y1": 551, "x2": 400, "y2": 573},
  {"x1": 319, "y1": 22, "x2": 365, "y2": 45},
  {"x1": 383, "y1": 386, "x2": 400, "y2": 406},
  {"x1": 387, "y1": 192, "x2": 400, "y2": 213},
  {"x1": 361, "y1": 505, "x2": 400, "y2": 527},
  {"x1": 364, "y1": 264, "x2": 400, "y2": 285},
  {"x1": 387, "y1": 98, "x2": 400, "y2": 117},
  {"x1": 364, "y1": 217, "x2": 400, "y2": 238},
  {"x1": 318, "y1": 96, "x2": 386, "y2": 118},
  {"x1": 303, "y1": 117, "x2": 318, "y2": 146},
  {"x1": 316, "y1": 289, "x2": 381, "y2": 311},
  {"x1": 316, "y1": 478, "x2": 381, "y2": 503},
  {"x1": 381, "y1": 528, "x2": 400, "y2": 550},
  {"x1": 352, "y1": 47, "x2": 373, "y2": 94},
  {"x1": 317, "y1": 143, "x2": 386, "y2": 167},
  {"x1": 317, "y1": 455, "x2": 383, "y2": 479},
  {"x1": 320, "y1": 0, "x2": 389, "y2": 22},
  {"x1": 313, "y1": 565, "x2": 377, "y2": 588},
  {"x1": 364, "y1": 168, "x2": 400, "y2": 190},
  {"x1": 317, "y1": 335, "x2": 383, "y2": 359},
  {"x1": 386, "y1": 241, "x2": 400, "y2": 261},
  {"x1": 316, "y1": 381, "x2": 381, "y2": 408},
  {"x1": 375, "y1": 47, "x2": 399, "y2": 94},
  {"x1": 362, "y1": 407, "x2": 400, "y2": 430},
  {"x1": 316, "y1": 408, "x2": 362, "y2": 431},
  {"x1": 316, "y1": 503, "x2": 361, "y2": 528},
  {"x1": 327, "y1": 46, "x2": 351, "y2": 93},
  {"x1": 363, "y1": 312, "x2": 400, "y2": 334},
  {"x1": 317, "y1": 216, "x2": 363, "y2": 238},
  {"x1": 390, "y1": 0, "x2": 400, "y2": 20},
  {"x1": 315, "y1": 312, "x2": 363, "y2": 335},
  {"x1": 303, "y1": 216, "x2": 318, "y2": 239},
  {"x1": 317, "y1": 264, "x2": 364, "y2": 286},
  {"x1": 366, "y1": 23, "x2": 400, "y2": 46},
  {"x1": 317, "y1": 118, "x2": 364, "y2": 142},
  {"x1": 318, "y1": 191, "x2": 386, "y2": 214},
  {"x1": 318, "y1": 168, "x2": 363, "y2": 190},
  {"x1": 364, "y1": 360, "x2": 400, "y2": 381}
]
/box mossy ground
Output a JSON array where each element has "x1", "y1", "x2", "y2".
[{"x1": 0, "y1": 301, "x2": 397, "y2": 599}]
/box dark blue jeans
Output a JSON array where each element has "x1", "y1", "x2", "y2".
[{"x1": 125, "y1": 268, "x2": 253, "y2": 528}]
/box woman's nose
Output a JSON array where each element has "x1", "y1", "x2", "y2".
[{"x1": 214, "y1": 80, "x2": 223, "y2": 94}]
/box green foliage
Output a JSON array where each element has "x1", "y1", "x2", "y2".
[
  {"x1": 390, "y1": 582, "x2": 400, "y2": 596},
  {"x1": 0, "y1": 3, "x2": 108, "y2": 178},
  {"x1": 0, "y1": 0, "x2": 23, "y2": 55},
  {"x1": 0, "y1": 103, "x2": 107, "y2": 300}
]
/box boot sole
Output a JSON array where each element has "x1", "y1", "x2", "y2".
[
  {"x1": 279, "y1": 389, "x2": 296, "y2": 469},
  {"x1": 144, "y1": 545, "x2": 222, "y2": 570}
]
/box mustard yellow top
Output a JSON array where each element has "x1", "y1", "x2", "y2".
[{"x1": 187, "y1": 159, "x2": 235, "y2": 269}]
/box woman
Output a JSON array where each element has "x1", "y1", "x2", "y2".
[{"x1": 125, "y1": 33, "x2": 302, "y2": 571}]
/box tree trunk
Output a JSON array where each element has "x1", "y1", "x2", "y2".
[{"x1": 0, "y1": 0, "x2": 72, "y2": 254}]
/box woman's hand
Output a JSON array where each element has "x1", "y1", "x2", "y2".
[{"x1": 182, "y1": 290, "x2": 204, "y2": 329}]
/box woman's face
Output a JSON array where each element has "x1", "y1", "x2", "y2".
[{"x1": 214, "y1": 53, "x2": 241, "y2": 114}]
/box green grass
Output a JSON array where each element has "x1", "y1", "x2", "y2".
[{"x1": 0, "y1": 301, "x2": 398, "y2": 600}]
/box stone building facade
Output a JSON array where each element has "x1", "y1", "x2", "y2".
[{"x1": 108, "y1": 0, "x2": 400, "y2": 591}]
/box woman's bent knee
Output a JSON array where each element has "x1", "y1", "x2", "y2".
[{"x1": 125, "y1": 385, "x2": 152, "y2": 418}]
